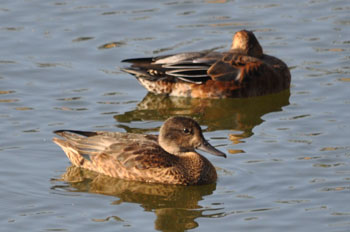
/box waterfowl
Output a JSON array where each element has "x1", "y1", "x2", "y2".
[
  {"x1": 121, "y1": 30, "x2": 291, "y2": 98},
  {"x1": 53, "y1": 117, "x2": 226, "y2": 185}
]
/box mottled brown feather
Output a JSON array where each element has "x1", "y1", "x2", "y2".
[
  {"x1": 53, "y1": 117, "x2": 225, "y2": 185},
  {"x1": 122, "y1": 30, "x2": 290, "y2": 98}
]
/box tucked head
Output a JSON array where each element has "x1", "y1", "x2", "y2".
[
  {"x1": 158, "y1": 116, "x2": 226, "y2": 158},
  {"x1": 231, "y1": 30, "x2": 263, "y2": 58}
]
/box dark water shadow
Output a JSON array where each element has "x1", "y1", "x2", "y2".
[
  {"x1": 114, "y1": 90, "x2": 290, "y2": 148},
  {"x1": 52, "y1": 166, "x2": 221, "y2": 231}
]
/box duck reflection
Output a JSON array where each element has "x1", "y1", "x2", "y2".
[
  {"x1": 114, "y1": 90, "x2": 290, "y2": 146},
  {"x1": 52, "y1": 166, "x2": 221, "y2": 231}
]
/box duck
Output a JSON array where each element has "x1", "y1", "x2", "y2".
[
  {"x1": 121, "y1": 30, "x2": 291, "y2": 98},
  {"x1": 52, "y1": 116, "x2": 226, "y2": 185}
]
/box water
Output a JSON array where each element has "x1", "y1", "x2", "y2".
[{"x1": 1, "y1": 0, "x2": 349, "y2": 231}]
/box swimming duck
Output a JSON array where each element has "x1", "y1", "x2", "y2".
[
  {"x1": 121, "y1": 30, "x2": 291, "y2": 98},
  {"x1": 53, "y1": 117, "x2": 226, "y2": 185}
]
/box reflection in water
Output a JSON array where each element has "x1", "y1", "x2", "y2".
[
  {"x1": 114, "y1": 90, "x2": 290, "y2": 147},
  {"x1": 52, "y1": 166, "x2": 220, "y2": 231}
]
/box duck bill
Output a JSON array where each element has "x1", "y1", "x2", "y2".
[{"x1": 197, "y1": 141, "x2": 227, "y2": 158}]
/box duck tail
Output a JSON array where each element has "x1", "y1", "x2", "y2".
[{"x1": 52, "y1": 137, "x2": 87, "y2": 167}]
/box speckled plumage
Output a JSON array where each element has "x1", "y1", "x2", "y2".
[
  {"x1": 53, "y1": 117, "x2": 226, "y2": 185},
  {"x1": 121, "y1": 30, "x2": 291, "y2": 98}
]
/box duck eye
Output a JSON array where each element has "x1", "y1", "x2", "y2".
[{"x1": 183, "y1": 128, "x2": 191, "y2": 134}]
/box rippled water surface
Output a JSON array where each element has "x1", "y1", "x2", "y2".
[{"x1": 1, "y1": 0, "x2": 349, "y2": 231}]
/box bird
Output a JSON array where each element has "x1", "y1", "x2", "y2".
[
  {"x1": 121, "y1": 30, "x2": 291, "y2": 98},
  {"x1": 53, "y1": 116, "x2": 226, "y2": 185}
]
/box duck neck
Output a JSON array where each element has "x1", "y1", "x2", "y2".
[{"x1": 180, "y1": 152, "x2": 217, "y2": 185}]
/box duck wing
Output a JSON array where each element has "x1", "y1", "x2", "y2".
[
  {"x1": 207, "y1": 52, "x2": 270, "y2": 82},
  {"x1": 122, "y1": 51, "x2": 222, "y2": 84},
  {"x1": 53, "y1": 130, "x2": 177, "y2": 170}
]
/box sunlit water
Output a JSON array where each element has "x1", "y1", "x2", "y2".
[{"x1": 1, "y1": 0, "x2": 349, "y2": 231}]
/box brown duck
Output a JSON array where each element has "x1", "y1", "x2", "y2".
[
  {"x1": 53, "y1": 117, "x2": 226, "y2": 185},
  {"x1": 121, "y1": 30, "x2": 291, "y2": 98}
]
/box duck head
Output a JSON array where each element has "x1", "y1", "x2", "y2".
[
  {"x1": 231, "y1": 30, "x2": 263, "y2": 58},
  {"x1": 158, "y1": 116, "x2": 226, "y2": 158}
]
